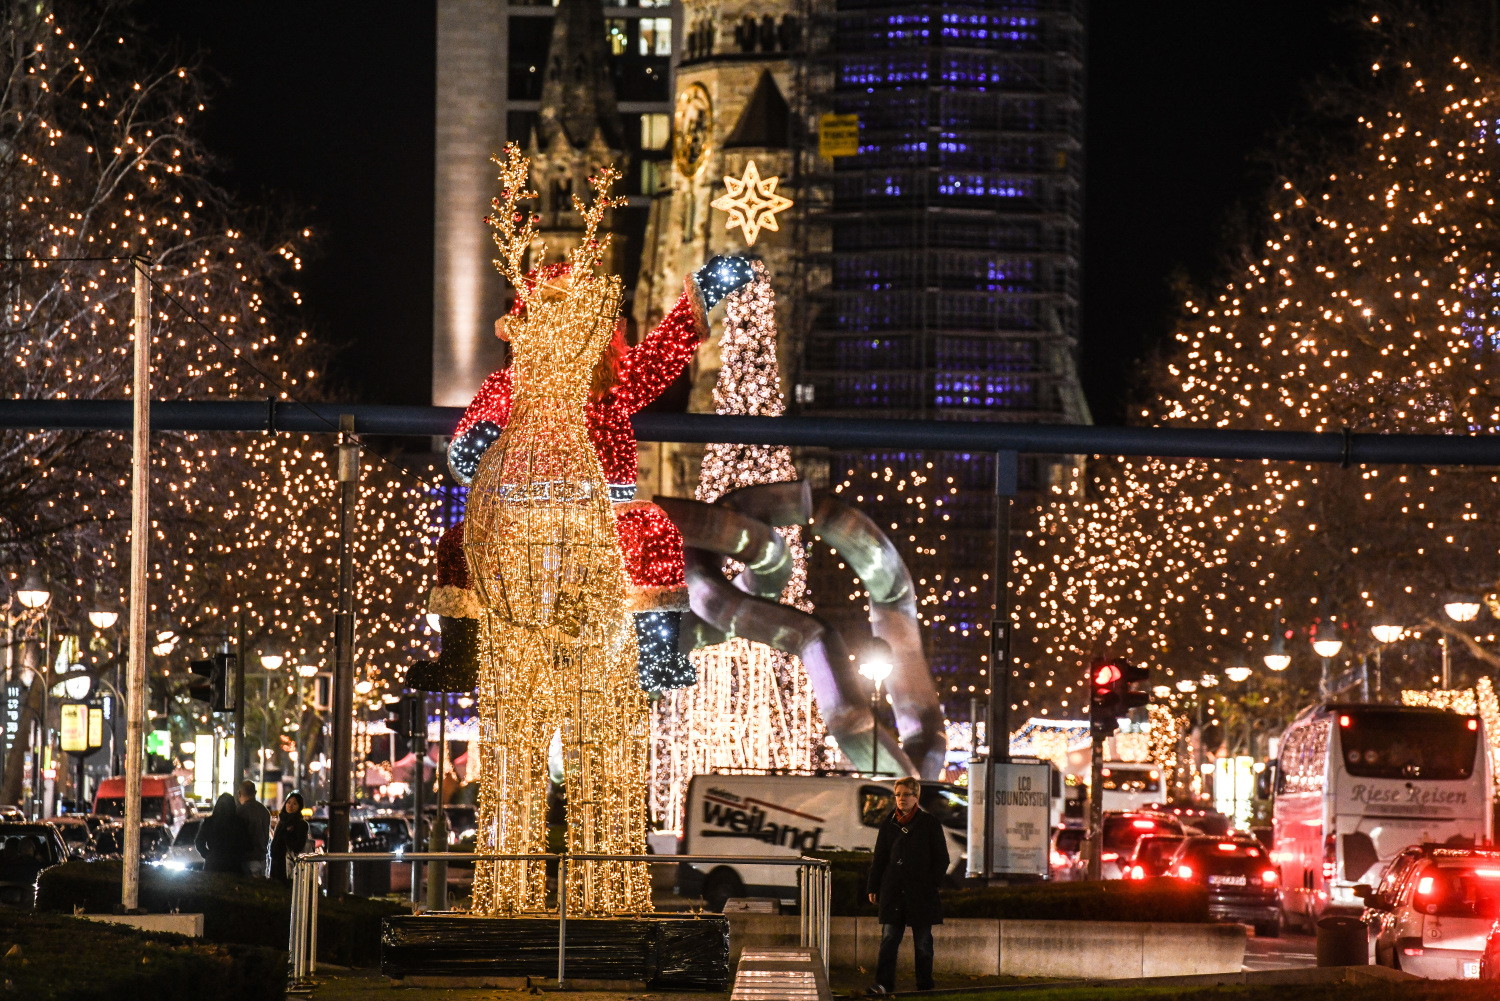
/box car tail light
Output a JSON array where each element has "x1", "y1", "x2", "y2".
[
  {"x1": 1128, "y1": 865, "x2": 1145, "y2": 880},
  {"x1": 1469, "y1": 719, "x2": 1479, "y2": 731},
  {"x1": 1417, "y1": 875, "x2": 1435, "y2": 897},
  {"x1": 1339, "y1": 714, "x2": 1351, "y2": 727},
  {"x1": 1132, "y1": 820, "x2": 1155, "y2": 830},
  {"x1": 1217, "y1": 843, "x2": 1236, "y2": 852},
  {"x1": 1261, "y1": 869, "x2": 1278, "y2": 886},
  {"x1": 1102, "y1": 852, "x2": 1119, "y2": 862},
  {"x1": 1050, "y1": 850, "x2": 1067, "y2": 867},
  {"x1": 1177, "y1": 864, "x2": 1193, "y2": 880},
  {"x1": 1323, "y1": 834, "x2": 1337, "y2": 882},
  {"x1": 1403, "y1": 947, "x2": 1424, "y2": 957}
]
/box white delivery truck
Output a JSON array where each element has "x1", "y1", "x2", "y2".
[{"x1": 676, "y1": 773, "x2": 969, "y2": 910}]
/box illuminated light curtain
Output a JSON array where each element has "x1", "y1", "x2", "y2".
[{"x1": 650, "y1": 262, "x2": 828, "y2": 832}]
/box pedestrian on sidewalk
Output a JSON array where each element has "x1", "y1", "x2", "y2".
[
  {"x1": 269, "y1": 792, "x2": 309, "y2": 883},
  {"x1": 867, "y1": 776, "x2": 948, "y2": 993},
  {"x1": 236, "y1": 780, "x2": 272, "y2": 877}
]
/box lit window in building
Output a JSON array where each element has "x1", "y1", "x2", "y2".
[
  {"x1": 640, "y1": 113, "x2": 670, "y2": 150},
  {"x1": 639, "y1": 17, "x2": 672, "y2": 56},
  {"x1": 606, "y1": 19, "x2": 629, "y2": 56}
]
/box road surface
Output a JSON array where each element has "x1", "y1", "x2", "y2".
[{"x1": 1242, "y1": 929, "x2": 1318, "y2": 971}]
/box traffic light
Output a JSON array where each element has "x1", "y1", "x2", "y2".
[
  {"x1": 186, "y1": 654, "x2": 237, "y2": 712},
  {"x1": 187, "y1": 659, "x2": 216, "y2": 706},
  {"x1": 1115, "y1": 659, "x2": 1150, "y2": 715},
  {"x1": 213, "y1": 653, "x2": 237, "y2": 713},
  {"x1": 1089, "y1": 659, "x2": 1124, "y2": 736},
  {"x1": 388, "y1": 693, "x2": 424, "y2": 739}
]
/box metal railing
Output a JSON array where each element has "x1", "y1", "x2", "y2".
[{"x1": 287, "y1": 851, "x2": 831, "y2": 989}]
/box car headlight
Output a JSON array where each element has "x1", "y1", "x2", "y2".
[{"x1": 160, "y1": 860, "x2": 186, "y2": 872}]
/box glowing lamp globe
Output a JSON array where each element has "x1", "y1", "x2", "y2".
[
  {"x1": 296, "y1": 664, "x2": 319, "y2": 679},
  {"x1": 1263, "y1": 653, "x2": 1291, "y2": 671},
  {"x1": 1444, "y1": 599, "x2": 1482, "y2": 623},
  {"x1": 1370, "y1": 624, "x2": 1404, "y2": 644},
  {"x1": 1224, "y1": 666, "x2": 1253, "y2": 683},
  {"x1": 858, "y1": 638, "x2": 894, "y2": 685},
  {"x1": 354, "y1": 679, "x2": 374, "y2": 696},
  {"x1": 88, "y1": 610, "x2": 119, "y2": 630},
  {"x1": 16, "y1": 570, "x2": 51, "y2": 610},
  {"x1": 151, "y1": 631, "x2": 178, "y2": 657},
  {"x1": 1175, "y1": 679, "x2": 1197, "y2": 694},
  {"x1": 425, "y1": 612, "x2": 441, "y2": 632},
  {"x1": 1152, "y1": 685, "x2": 1172, "y2": 698},
  {"x1": 1312, "y1": 639, "x2": 1343, "y2": 658},
  {"x1": 260, "y1": 654, "x2": 284, "y2": 671}
]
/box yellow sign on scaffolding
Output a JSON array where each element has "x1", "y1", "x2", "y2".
[{"x1": 818, "y1": 114, "x2": 860, "y2": 158}]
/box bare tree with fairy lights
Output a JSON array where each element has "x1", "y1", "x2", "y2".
[
  {"x1": 0, "y1": 3, "x2": 436, "y2": 804},
  {"x1": 1015, "y1": 15, "x2": 1500, "y2": 735}
]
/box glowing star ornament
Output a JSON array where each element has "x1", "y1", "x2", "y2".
[{"x1": 710, "y1": 160, "x2": 793, "y2": 246}]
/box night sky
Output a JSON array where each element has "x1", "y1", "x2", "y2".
[{"x1": 144, "y1": 1, "x2": 1355, "y2": 423}]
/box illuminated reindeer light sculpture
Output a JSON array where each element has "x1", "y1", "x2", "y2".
[{"x1": 467, "y1": 145, "x2": 650, "y2": 916}]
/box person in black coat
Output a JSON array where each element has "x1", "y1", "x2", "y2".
[
  {"x1": 866, "y1": 776, "x2": 949, "y2": 993},
  {"x1": 195, "y1": 792, "x2": 250, "y2": 874},
  {"x1": 268, "y1": 793, "x2": 309, "y2": 883}
]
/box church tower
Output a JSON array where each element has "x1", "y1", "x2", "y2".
[
  {"x1": 526, "y1": 0, "x2": 631, "y2": 272},
  {"x1": 631, "y1": 0, "x2": 813, "y2": 500}
]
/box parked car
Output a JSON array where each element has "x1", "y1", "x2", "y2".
[
  {"x1": 0, "y1": 823, "x2": 68, "y2": 907},
  {"x1": 1050, "y1": 826, "x2": 1085, "y2": 881},
  {"x1": 1098, "y1": 811, "x2": 1186, "y2": 879},
  {"x1": 366, "y1": 814, "x2": 414, "y2": 853},
  {"x1": 138, "y1": 823, "x2": 172, "y2": 862},
  {"x1": 1125, "y1": 833, "x2": 1186, "y2": 880},
  {"x1": 1365, "y1": 845, "x2": 1500, "y2": 978},
  {"x1": 159, "y1": 818, "x2": 204, "y2": 871},
  {"x1": 307, "y1": 818, "x2": 382, "y2": 853},
  {"x1": 1169, "y1": 835, "x2": 1281, "y2": 937},
  {"x1": 49, "y1": 817, "x2": 101, "y2": 860},
  {"x1": 0, "y1": 807, "x2": 23, "y2": 823}
]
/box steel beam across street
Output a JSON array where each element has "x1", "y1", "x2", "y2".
[{"x1": 3, "y1": 399, "x2": 1500, "y2": 465}]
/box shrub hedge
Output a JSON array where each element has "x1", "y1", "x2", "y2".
[
  {"x1": 36, "y1": 861, "x2": 403, "y2": 967},
  {"x1": 0, "y1": 909, "x2": 283, "y2": 1001},
  {"x1": 817, "y1": 852, "x2": 1209, "y2": 923}
]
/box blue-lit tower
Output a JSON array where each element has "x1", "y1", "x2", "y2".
[{"x1": 801, "y1": 1, "x2": 1089, "y2": 717}]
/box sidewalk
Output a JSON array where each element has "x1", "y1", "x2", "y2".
[{"x1": 307, "y1": 967, "x2": 1038, "y2": 1000}]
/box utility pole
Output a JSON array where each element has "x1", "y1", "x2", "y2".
[
  {"x1": 122, "y1": 256, "x2": 151, "y2": 912},
  {"x1": 981, "y1": 451, "x2": 1016, "y2": 883},
  {"x1": 233, "y1": 610, "x2": 247, "y2": 788},
  {"x1": 327, "y1": 415, "x2": 358, "y2": 896}
]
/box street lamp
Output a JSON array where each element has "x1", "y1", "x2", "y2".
[
  {"x1": 1370, "y1": 623, "x2": 1402, "y2": 700},
  {"x1": 16, "y1": 569, "x2": 51, "y2": 610},
  {"x1": 259, "y1": 654, "x2": 284, "y2": 671},
  {"x1": 858, "y1": 639, "x2": 894, "y2": 777},
  {"x1": 1224, "y1": 665, "x2": 1252, "y2": 683},
  {"x1": 87, "y1": 609, "x2": 118, "y2": 630},
  {"x1": 1312, "y1": 623, "x2": 1343, "y2": 697},
  {"x1": 1263, "y1": 635, "x2": 1291, "y2": 672},
  {"x1": 151, "y1": 631, "x2": 177, "y2": 657},
  {"x1": 1444, "y1": 597, "x2": 1482, "y2": 624}
]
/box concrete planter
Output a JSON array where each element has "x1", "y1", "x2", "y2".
[
  {"x1": 727, "y1": 914, "x2": 1246, "y2": 979},
  {"x1": 79, "y1": 912, "x2": 205, "y2": 938}
]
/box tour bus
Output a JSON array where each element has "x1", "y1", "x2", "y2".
[{"x1": 1273, "y1": 703, "x2": 1493, "y2": 929}]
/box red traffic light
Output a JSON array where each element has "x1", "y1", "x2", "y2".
[{"x1": 1093, "y1": 662, "x2": 1122, "y2": 687}]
